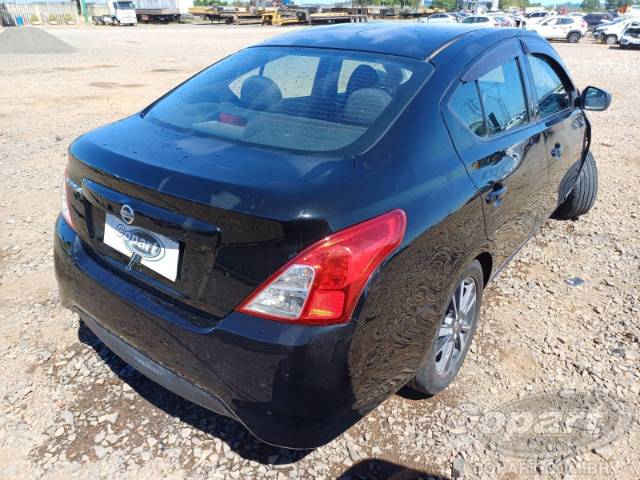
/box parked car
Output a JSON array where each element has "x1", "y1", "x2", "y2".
[
  {"x1": 460, "y1": 15, "x2": 502, "y2": 27},
  {"x1": 620, "y1": 21, "x2": 640, "y2": 48},
  {"x1": 488, "y1": 13, "x2": 516, "y2": 27},
  {"x1": 594, "y1": 16, "x2": 635, "y2": 45},
  {"x1": 526, "y1": 15, "x2": 588, "y2": 43},
  {"x1": 520, "y1": 10, "x2": 554, "y2": 27},
  {"x1": 55, "y1": 23, "x2": 611, "y2": 449},
  {"x1": 583, "y1": 12, "x2": 614, "y2": 29},
  {"x1": 421, "y1": 12, "x2": 458, "y2": 23}
]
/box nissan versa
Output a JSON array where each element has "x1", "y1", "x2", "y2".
[{"x1": 54, "y1": 24, "x2": 611, "y2": 448}]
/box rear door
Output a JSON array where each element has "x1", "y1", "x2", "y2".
[
  {"x1": 521, "y1": 38, "x2": 586, "y2": 216},
  {"x1": 443, "y1": 39, "x2": 549, "y2": 267}
]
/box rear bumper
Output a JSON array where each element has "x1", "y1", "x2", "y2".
[
  {"x1": 79, "y1": 310, "x2": 234, "y2": 419},
  {"x1": 54, "y1": 216, "x2": 359, "y2": 449}
]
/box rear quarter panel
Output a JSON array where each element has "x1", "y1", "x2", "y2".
[{"x1": 342, "y1": 71, "x2": 492, "y2": 412}]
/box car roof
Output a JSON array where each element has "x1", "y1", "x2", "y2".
[{"x1": 256, "y1": 23, "x2": 488, "y2": 60}]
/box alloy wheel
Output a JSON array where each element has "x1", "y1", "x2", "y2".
[{"x1": 435, "y1": 277, "x2": 477, "y2": 377}]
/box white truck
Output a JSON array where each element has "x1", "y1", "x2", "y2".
[
  {"x1": 136, "y1": 0, "x2": 193, "y2": 23},
  {"x1": 91, "y1": 1, "x2": 138, "y2": 25}
]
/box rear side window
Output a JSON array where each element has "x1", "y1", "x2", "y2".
[
  {"x1": 527, "y1": 54, "x2": 571, "y2": 118},
  {"x1": 449, "y1": 57, "x2": 528, "y2": 137},
  {"x1": 145, "y1": 46, "x2": 431, "y2": 155},
  {"x1": 449, "y1": 82, "x2": 485, "y2": 136},
  {"x1": 477, "y1": 59, "x2": 528, "y2": 135}
]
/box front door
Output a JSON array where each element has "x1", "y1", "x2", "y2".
[{"x1": 522, "y1": 46, "x2": 586, "y2": 216}]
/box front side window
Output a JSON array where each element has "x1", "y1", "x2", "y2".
[
  {"x1": 477, "y1": 58, "x2": 528, "y2": 135},
  {"x1": 527, "y1": 54, "x2": 571, "y2": 118},
  {"x1": 146, "y1": 46, "x2": 431, "y2": 155}
]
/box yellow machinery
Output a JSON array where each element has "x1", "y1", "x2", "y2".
[{"x1": 261, "y1": 9, "x2": 302, "y2": 26}]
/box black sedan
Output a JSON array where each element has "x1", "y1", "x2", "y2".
[{"x1": 55, "y1": 23, "x2": 611, "y2": 449}]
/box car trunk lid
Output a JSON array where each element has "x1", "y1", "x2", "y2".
[{"x1": 66, "y1": 115, "x2": 352, "y2": 324}]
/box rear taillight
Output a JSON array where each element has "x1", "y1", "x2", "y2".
[
  {"x1": 237, "y1": 209, "x2": 407, "y2": 326},
  {"x1": 61, "y1": 167, "x2": 75, "y2": 230}
]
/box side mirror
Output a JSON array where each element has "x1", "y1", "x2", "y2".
[{"x1": 580, "y1": 86, "x2": 612, "y2": 111}]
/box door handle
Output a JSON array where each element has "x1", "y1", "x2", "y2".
[
  {"x1": 551, "y1": 143, "x2": 564, "y2": 158},
  {"x1": 486, "y1": 184, "x2": 508, "y2": 206}
]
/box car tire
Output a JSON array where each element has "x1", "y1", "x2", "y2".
[
  {"x1": 410, "y1": 260, "x2": 483, "y2": 395},
  {"x1": 606, "y1": 34, "x2": 618, "y2": 45},
  {"x1": 567, "y1": 32, "x2": 581, "y2": 43},
  {"x1": 553, "y1": 152, "x2": 598, "y2": 220}
]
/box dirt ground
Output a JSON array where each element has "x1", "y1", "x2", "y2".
[{"x1": 0, "y1": 24, "x2": 639, "y2": 480}]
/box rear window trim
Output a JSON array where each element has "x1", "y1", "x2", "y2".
[{"x1": 246, "y1": 43, "x2": 435, "y2": 62}]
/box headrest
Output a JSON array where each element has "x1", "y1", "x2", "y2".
[
  {"x1": 346, "y1": 65, "x2": 380, "y2": 96},
  {"x1": 240, "y1": 75, "x2": 283, "y2": 110},
  {"x1": 344, "y1": 88, "x2": 392, "y2": 125}
]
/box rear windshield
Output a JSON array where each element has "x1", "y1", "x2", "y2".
[{"x1": 144, "y1": 46, "x2": 432, "y2": 155}]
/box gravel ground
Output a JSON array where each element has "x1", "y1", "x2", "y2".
[
  {"x1": 0, "y1": 27, "x2": 76, "y2": 54},
  {"x1": 0, "y1": 25, "x2": 639, "y2": 480}
]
